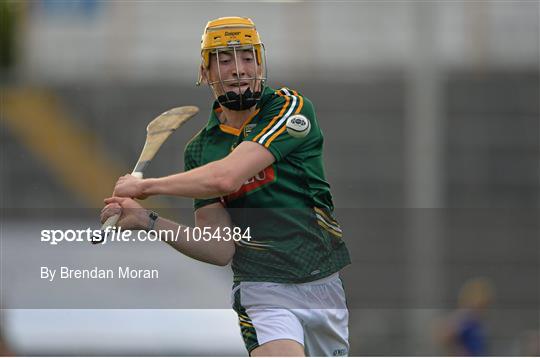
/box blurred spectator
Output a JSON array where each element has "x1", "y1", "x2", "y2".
[{"x1": 437, "y1": 277, "x2": 495, "y2": 356}]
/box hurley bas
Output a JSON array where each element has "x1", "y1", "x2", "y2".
[{"x1": 41, "y1": 266, "x2": 159, "y2": 281}]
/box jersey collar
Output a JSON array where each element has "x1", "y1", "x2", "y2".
[
  {"x1": 205, "y1": 86, "x2": 274, "y2": 132},
  {"x1": 205, "y1": 103, "x2": 222, "y2": 131}
]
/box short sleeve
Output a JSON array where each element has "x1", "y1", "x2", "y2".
[
  {"x1": 184, "y1": 132, "x2": 221, "y2": 210},
  {"x1": 245, "y1": 88, "x2": 319, "y2": 162}
]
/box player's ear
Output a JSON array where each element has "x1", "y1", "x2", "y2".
[{"x1": 199, "y1": 64, "x2": 209, "y2": 84}]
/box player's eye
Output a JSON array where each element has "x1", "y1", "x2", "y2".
[{"x1": 242, "y1": 53, "x2": 254, "y2": 61}]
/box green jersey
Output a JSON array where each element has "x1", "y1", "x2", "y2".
[{"x1": 184, "y1": 86, "x2": 350, "y2": 283}]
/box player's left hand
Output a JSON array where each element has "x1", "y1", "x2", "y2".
[
  {"x1": 113, "y1": 174, "x2": 148, "y2": 199},
  {"x1": 101, "y1": 197, "x2": 149, "y2": 230}
]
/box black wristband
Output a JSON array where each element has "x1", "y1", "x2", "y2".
[{"x1": 148, "y1": 211, "x2": 159, "y2": 230}]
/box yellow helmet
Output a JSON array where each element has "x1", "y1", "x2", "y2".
[{"x1": 200, "y1": 16, "x2": 263, "y2": 68}]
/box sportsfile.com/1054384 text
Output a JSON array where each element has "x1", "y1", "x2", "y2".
[{"x1": 40, "y1": 226, "x2": 251, "y2": 245}]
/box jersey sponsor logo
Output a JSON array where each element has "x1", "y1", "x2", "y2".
[{"x1": 225, "y1": 166, "x2": 275, "y2": 202}]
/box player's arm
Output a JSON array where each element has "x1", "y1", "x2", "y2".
[
  {"x1": 113, "y1": 141, "x2": 274, "y2": 199},
  {"x1": 101, "y1": 198, "x2": 235, "y2": 266},
  {"x1": 159, "y1": 202, "x2": 235, "y2": 265},
  {"x1": 113, "y1": 90, "x2": 314, "y2": 200}
]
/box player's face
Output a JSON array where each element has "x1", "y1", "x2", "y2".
[{"x1": 206, "y1": 48, "x2": 263, "y2": 97}]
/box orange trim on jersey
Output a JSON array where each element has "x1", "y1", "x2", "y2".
[
  {"x1": 291, "y1": 90, "x2": 304, "y2": 114},
  {"x1": 252, "y1": 92, "x2": 290, "y2": 142},
  {"x1": 292, "y1": 90, "x2": 304, "y2": 114},
  {"x1": 264, "y1": 125, "x2": 287, "y2": 148},
  {"x1": 218, "y1": 109, "x2": 260, "y2": 136},
  {"x1": 264, "y1": 92, "x2": 304, "y2": 147},
  {"x1": 219, "y1": 125, "x2": 241, "y2": 135}
]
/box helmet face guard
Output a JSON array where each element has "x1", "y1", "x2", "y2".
[
  {"x1": 209, "y1": 45, "x2": 267, "y2": 110},
  {"x1": 198, "y1": 17, "x2": 267, "y2": 111}
]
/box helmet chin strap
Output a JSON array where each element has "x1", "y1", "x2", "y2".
[{"x1": 217, "y1": 87, "x2": 261, "y2": 111}]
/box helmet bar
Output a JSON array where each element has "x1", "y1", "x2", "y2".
[{"x1": 207, "y1": 46, "x2": 267, "y2": 110}]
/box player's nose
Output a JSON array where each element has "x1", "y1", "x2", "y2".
[{"x1": 233, "y1": 59, "x2": 248, "y2": 77}]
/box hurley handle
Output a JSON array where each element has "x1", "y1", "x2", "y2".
[{"x1": 92, "y1": 171, "x2": 144, "y2": 244}]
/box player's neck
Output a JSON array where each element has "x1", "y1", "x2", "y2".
[{"x1": 219, "y1": 106, "x2": 256, "y2": 129}]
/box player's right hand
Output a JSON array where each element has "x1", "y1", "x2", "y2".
[
  {"x1": 101, "y1": 196, "x2": 149, "y2": 230},
  {"x1": 113, "y1": 174, "x2": 148, "y2": 200}
]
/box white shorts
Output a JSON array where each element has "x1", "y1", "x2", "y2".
[{"x1": 231, "y1": 273, "x2": 349, "y2": 356}]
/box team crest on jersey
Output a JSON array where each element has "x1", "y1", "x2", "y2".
[
  {"x1": 225, "y1": 165, "x2": 276, "y2": 202},
  {"x1": 243, "y1": 123, "x2": 257, "y2": 137}
]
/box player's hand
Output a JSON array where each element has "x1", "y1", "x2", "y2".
[
  {"x1": 113, "y1": 174, "x2": 148, "y2": 199},
  {"x1": 101, "y1": 197, "x2": 149, "y2": 230}
]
